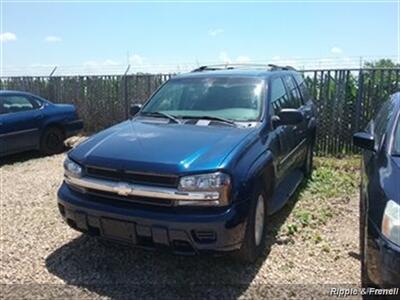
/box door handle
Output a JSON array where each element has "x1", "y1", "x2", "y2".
[{"x1": 35, "y1": 115, "x2": 43, "y2": 120}]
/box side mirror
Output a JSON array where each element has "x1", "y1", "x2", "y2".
[
  {"x1": 353, "y1": 132, "x2": 375, "y2": 151},
  {"x1": 130, "y1": 104, "x2": 142, "y2": 117},
  {"x1": 275, "y1": 109, "x2": 304, "y2": 127}
]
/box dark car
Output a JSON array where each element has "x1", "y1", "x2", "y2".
[
  {"x1": 57, "y1": 64, "x2": 316, "y2": 262},
  {"x1": 353, "y1": 92, "x2": 400, "y2": 287},
  {"x1": 0, "y1": 91, "x2": 83, "y2": 157}
]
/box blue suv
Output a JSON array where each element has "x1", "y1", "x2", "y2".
[{"x1": 57, "y1": 65, "x2": 316, "y2": 262}]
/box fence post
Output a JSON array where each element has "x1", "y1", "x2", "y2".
[
  {"x1": 48, "y1": 66, "x2": 57, "y2": 102},
  {"x1": 49, "y1": 66, "x2": 57, "y2": 77},
  {"x1": 354, "y1": 69, "x2": 364, "y2": 132},
  {"x1": 123, "y1": 64, "x2": 131, "y2": 119}
]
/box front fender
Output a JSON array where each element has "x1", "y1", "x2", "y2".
[{"x1": 237, "y1": 150, "x2": 275, "y2": 202}]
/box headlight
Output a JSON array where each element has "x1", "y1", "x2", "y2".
[
  {"x1": 178, "y1": 172, "x2": 231, "y2": 206},
  {"x1": 382, "y1": 200, "x2": 400, "y2": 246},
  {"x1": 64, "y1": 157, "x2": 82, "y2": 178}
]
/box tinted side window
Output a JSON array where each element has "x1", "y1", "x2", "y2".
[
  {"x1": 373, "y1": 101, "x2": 394, "y2": 147},
  {"x1": 283, "y1": 75, "x2": 303, "y2": 108},
  {"x1": 293, "y1": 73, "x2": 310, "y2": 101},
  {"x1": 270, "y1": 77, "x2": 290, "y2": 114},
  {"x1": 1, "y1": 95, "x2": 35, "y2": 114}
]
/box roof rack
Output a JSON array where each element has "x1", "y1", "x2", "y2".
[{"x1": 191, "y1": 63, "x2": 296, "y2": 72}]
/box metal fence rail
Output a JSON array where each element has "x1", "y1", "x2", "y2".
[{"x1": 1, "y1": 68, "x2": 399, "y2": 155}]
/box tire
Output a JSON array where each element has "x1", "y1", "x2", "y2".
[
  {"x1": 235, "y1": 183, "x2": 268, "y2": 263},
  {"x1": 40, "y1": 126, "x2": 65, "y2": 155},
  {"x1": 303, "y1": 142, "x2": 314, "y2": 178}
]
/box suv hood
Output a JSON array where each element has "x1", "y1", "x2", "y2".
[{"x1": 69, "y1": 119, "x2": 256, "y2": 174}]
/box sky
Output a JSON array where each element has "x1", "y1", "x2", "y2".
[{"x1": 0, "y1": 0, "x2": 398, "y2": 75}]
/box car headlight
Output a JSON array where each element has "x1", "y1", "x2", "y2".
[
  {"x1": 178, "y1": 172, "x2": 231, "y2": 206},
  {"x1": 382, "y1": 200, "x2": 400, "y2": 246},
  {"x1": 64, "y1": 157, "x2": 82, "y2": 178}
]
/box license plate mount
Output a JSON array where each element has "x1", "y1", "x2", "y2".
[{"x1": 100, "y1": 218, "x2": 136, "y2": 243}]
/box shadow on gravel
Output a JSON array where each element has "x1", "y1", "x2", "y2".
[
  {"x1": 45, "y1": 179, "x2": 311, "y2": 299},
  {"x1": 0, "y1": 150, "x2": 44, "y2": 166},
  {"x1": 0, "y1": 145, "x2": 72, "y2": 167}
]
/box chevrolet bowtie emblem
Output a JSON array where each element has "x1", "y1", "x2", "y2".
[{"x1": 115, "y1": 183, "x2": 132, "y2": 196}]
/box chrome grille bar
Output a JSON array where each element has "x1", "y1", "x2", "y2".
[{"x1": 65, "y1": 176, "x2": 220, "y2": 201}]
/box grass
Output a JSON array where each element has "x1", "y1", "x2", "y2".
[{"x1": 280, "y1": 156, "x2": 360, "y2": 239}]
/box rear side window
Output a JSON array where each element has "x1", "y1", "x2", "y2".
[
  {"x1": 0, "y1": 95, "x2": 36, "y2": 114},
  {"x1": 283, "y1": 75, "x2": 303, "y2": 108},
  {"x1": 269, "y1": 77, "x2": 290, "y2": 114},
  {"x1": 293, "y1": 73, "x2": 310, "y2": 101},
  {"x1": 31, "y1": 96, "x2": 44, "y2": 108}
]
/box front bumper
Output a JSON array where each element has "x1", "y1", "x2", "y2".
[
  {"x1": 57, "y1": 182, "x2": 248, "y2": 254},
  {"x1": 65, "y1": 119, "x2": 83, "y2": 137},
  {"x1": 367, "y1": 222, "x2": 400, "y2": 287}
]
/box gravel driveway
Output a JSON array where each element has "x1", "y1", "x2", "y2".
[{"x1": 0, "y1": 147, "x2": 361, "y2": 299}]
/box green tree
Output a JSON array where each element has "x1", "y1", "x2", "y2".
[{"x1": 364, "y1": 58, "x2": 399, "y2": 68}]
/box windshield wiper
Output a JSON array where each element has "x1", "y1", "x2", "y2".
[
  {"x1": 179, "y1": 115, "x2": 236, "y2": 126},
  {"x1": 140, "y1": 111, "x2": 181, "y2": 124}
]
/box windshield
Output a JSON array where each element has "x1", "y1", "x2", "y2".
[
  {"x1": 141, "y1": 77, "x2": 264, "y2": 122},
  {"x1": 394, "y1": 116, "x2": 400, "y2": 155}
]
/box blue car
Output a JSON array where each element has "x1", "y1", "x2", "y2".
[
  {"x1": 57, "y1": 64, "x2": 316, "y2": 262},
  {"x1": 353, "y1": 92, "x2": 400, "y2": 287},
  {"x1": 0, "y1": 90, "x2": 83, "y2": 157}
]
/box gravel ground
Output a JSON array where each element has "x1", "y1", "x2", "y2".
[{"x1": 0, "y1": 143, "x2": 361, "y2": 299}]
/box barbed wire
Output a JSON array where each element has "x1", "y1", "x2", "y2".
[{"x1": 1, "y1": 55, "x2": 397, "y2": 77}]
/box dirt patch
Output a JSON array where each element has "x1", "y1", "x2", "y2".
[{"x1": 0, "y1": 151, "x2": 361, "y2": 299}]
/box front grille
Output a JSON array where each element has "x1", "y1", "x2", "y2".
[{"x1": 86, "y1": 166, "x2": 179, "y2": 188}]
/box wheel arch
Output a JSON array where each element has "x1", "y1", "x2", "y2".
[
  {"x1": 41, "y1": 122, "x2": 66, "y2": 139},
  {"x1": 244, "y1": 150, "x2": 276, "y2": 200}
]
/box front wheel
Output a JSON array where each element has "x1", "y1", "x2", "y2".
[
  {"x1": 235, "y1": 184, "x2": 268, "y2": 263},
  {"x1": 360, "y1": 192, "x2": 373, "y2": 289}
]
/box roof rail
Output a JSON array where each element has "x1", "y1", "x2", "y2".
[
  {"x1": 267, "y1": 64, "x2": 297, "y2": 71},
  {"x1": 191, "y1": 63, "x2": 296, "y2": 72}
]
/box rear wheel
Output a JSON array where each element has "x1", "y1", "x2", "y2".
[
  {"x1": 40, "y1": 127, "x2": 65, "y2": 155},
  {"x1": 235, "y1": 183, "x2": 268, "y2": 263}
]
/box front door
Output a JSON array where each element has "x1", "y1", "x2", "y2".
[{"x1": 268, "y1": 76, "x2": 299, "y2": 183}]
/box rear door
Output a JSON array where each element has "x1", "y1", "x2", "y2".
[
  {"x1": 282, "y1": 74, "x2": 309, "y2": 169},
  {"x1": 0, "y1": 94, "x2": 43, "y2": 155}
]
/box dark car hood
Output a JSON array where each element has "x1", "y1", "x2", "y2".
[
  {"x1": 380, "y1": 156, "x2": 400, "y2": 203},
  {"x1": 69, "y1": 119, "x2": 256, "y2": 174}
]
